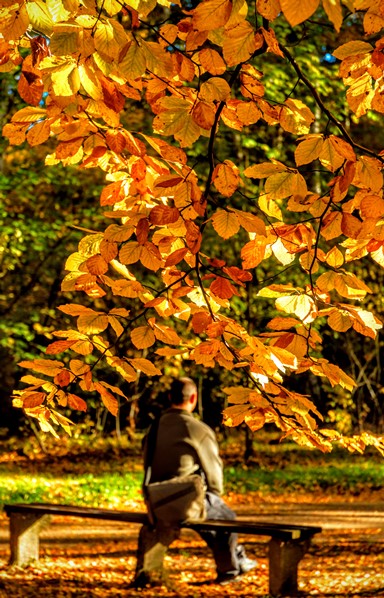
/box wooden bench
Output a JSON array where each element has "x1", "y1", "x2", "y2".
[{"x1": 3, "y1": 502, "x2": 321, "y2": 596}]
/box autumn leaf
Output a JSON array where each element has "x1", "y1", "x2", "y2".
[
  {"x1": 212, "y1": 161, "x2": 240, "y2": 197},
  {"x1": 211, "y1": 209, "x2": 240, "y2": 239},
  {"x1": 280, "y1": 0, "x2": 319, "y2": 27},
  {"x1": 130, "y1": 326, "x2": 156, "y2": 349}
]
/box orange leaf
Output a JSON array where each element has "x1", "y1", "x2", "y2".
[
  {"x1": 199, "y1": 48, "x2": 227, "y2": 75},
  {"x1": 192, "y1": 0, "x2": 232, "y2": 31},
  {"x1": 18, "y1": 359, "x2": 64, "y2": 377},
  {"x1": 211, "y1": 209, "x2": 240, "y2": 239},
  {"x1": 130, "y1": 326, "x2": 156, "y2": 349},
  {"x1": 360, "y1": 194, "x2": 384, "y2": 219},
  {"x1": 192, "y1": 311, "x2": 213, "y2": 334},
  {"x1": 149, "y1": 205, "x2": 180, "y2": 225},
  {"x1": 328, "y1": 310, "x2": 353, "y2": 332},
  {"x1": 23, "y1": 392, "x2": 46, "y2": 409},
  {"x1": 212, "y1": 161, "x2": 240, "y2": 198},
  {"x1": 210, "y1": 276, "x2": 238, "y2": 299},
  {"x1": 256, "y1": 0, "x2": 281, "y2": 21},
  {"x1": 67, "y1": 393, "x2": 87, "y2": 412},
  {"x1": 280, "y1": 0, "x2": 319, "y2": 27},
  {"x1": 129, "y1": 358, "x2": 162, "y2": 376},
  {"x1": 241, "y1": 238, "x2": 267, "y2": 269},
  {"x1": 85, "y1": 255, "x2": 109, "y2": 275},
  {"x1": 341, "y1": 213, "x2": 362, "y2": 238},
  {"x1": 94, "y1": 382, "x2": 119, "y2": 416},
  {"x1": 191, "y1": 100, "x2": 216, "y2": 130},
  {"x1": 165, "y1": 247, "x2": 188, "y2": 267},
  {"x1": 54, "y1": 370, "x2": 72, "y2": 388},
  {"x1": 46, "y1": 340, "x2": 77, "y2": 355}
]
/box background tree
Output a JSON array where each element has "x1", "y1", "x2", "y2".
[{"x1": 1, "y1": 0, "x2": 384, "y2": 453}]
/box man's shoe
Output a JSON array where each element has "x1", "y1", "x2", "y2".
[
  {"x1": 214, "y1": 572, "x2": 242, "y2": 586},
  {"x1": 239, "y1": 557, "x2": 258, "y2": 574}
]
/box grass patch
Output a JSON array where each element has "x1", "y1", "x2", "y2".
[
  {"x1": 0, "y1": 470, "x2": 143, "y2": 508},
  {"x1": 224, "y1": 461, "x2": 384, "y2": 494}
]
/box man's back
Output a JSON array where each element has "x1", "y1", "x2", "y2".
[{"x1": 149, "y1": 408, "x2": 223, "y2": 495}]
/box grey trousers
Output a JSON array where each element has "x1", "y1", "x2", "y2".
[{"x1": 200, "y1": 491, "x2": 247, "y2": 576}]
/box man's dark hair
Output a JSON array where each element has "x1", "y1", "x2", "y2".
[{"x1": 170, "y1": 377, "x2": 197, "y2": 405}]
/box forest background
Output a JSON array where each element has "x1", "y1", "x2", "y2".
[{"x1": 1, "y1": 0, "x2": 384, "y2": 453}]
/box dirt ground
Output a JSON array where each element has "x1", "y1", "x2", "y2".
[{"x1": 0, "y1": 502, "x2": 383, "y2": 598}]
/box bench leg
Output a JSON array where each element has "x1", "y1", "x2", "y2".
[
  {"x1": 268, "y1": 537, "x2": 310, "y2": 597},
  {"x1": 9, "y1": 513, "x2": 51, "y2": 567},
  {"x1": 133, "y1": 523, "x2": 180, "y2": 587}
]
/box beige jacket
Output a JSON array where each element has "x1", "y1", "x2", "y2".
[{"x1": 148, "y1": 408, "x2": 224, "y2": 496}]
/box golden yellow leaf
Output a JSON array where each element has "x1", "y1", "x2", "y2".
[
  {"x1": 223, "y1": 386, "x2": 253, "y2": 404},
  {"x1": 119, "y1": 241, "x2": 143, "y2": 265},
  {"x1": 267, "y1": 316, "x2": 300, "y2": 330},
  {"x1": 0, "y1": 2, "x2": 29, "y2": 40},
  {"x1": 332, "y1": 40, "x2": 373, "y2": 60},
  {"x1": 153, "y1": 323, "x2": 181, "y2": 345},
  {"x1": 129, "y1": 358, "x2": 162, "y2": 376},
  {"x1": 200, "y1": 77, "x2": 231, "y2": 101},
  {"x1": 346, "y1": 73, "x2": 374, "y2": 117},
  {"x1": 26, "y1": 0, "x2": 54, "y2": 36},
  {"x1": 256, "y1": 0, "x2": 281, "y2": 20},
  {"x1": 275, "y1": 294, "x2": 316, "y2": 323},
  {"x1": 279, "y1": 99, "x2": 315, "y2": 135},
  {"x1": 18, "y1": 359, "x2": 64, "y2": 377},
  {"x1": 26, "y1": 119, "x2": 51, "y2": 147},
  {"x1": 231, "y1": 209, "x2": 266, "y2": 235},
  {"x1": 245, "y1": 409, "x2": 266, "y2": 431},
  {"x1": 328, "y1": 135, "x2": 356, "y2": 163},
  {"x1": 360, "y1": 194, "x2": 384, "y2": 219},
  {"x1": 265, "y1": 171, "x2": 307, "y2": 200},
  {"x1": 130, "y1": 326, "x2": 156, "y2": 349},
  {"x1": 50, "y1": 23, "x2": 81, "y2": 55},
  {"x1": 58, "y1": 304, "x2": 95, "y2": 316},
  {"x1": 94, "y1": 20, "x2": 122, "y2": 61},
  {"x1": 199, "y1": 47, "x2": 227, "y2": 75},
  {"x1": 325, "y1": 246, "x2": 344, "y2": 268},
  {"x1": 328, "y1": 309, "x2": 353, "y2": 332},
  {"x1": 322, "y1": 0, "x2": 343, "y2": 31},
  {"x1": 364, "y1": 7, "x2": 384, "y2": 34},
  {"x1": 119, "y1": 41, "x2": 146, "y2": 80},
  {"x1": 295, "y1": 135, "x2": 323, "y2": 166},
  {"x1": 321, "y1": 211, "x2": 343, "y2": 240},
  {"x1": 223, "y1": 404, "x2": 251, "y2": 426},
  {"x1": 280, "y1": 0, "x2": 319, "y2": 27},
  {"x1": 244, "y1": 161, "x2": 286, "y2": 178},
  {"x1": 108, "y1": 357, "x2": 137, "y2": 382},
  {"x1": 140, "y1": 243, "x2": 163, "y2": 271},
  {"x1": 236, "y1": 101, "x2": 261, "y2": 125},
  {"x1": 223, "y1": 22, "x2": 263, "y2": 67},
  {"x1": 11, "y1": 106, "x2": 47, "y2": 123},
  {"x1": 77, "y1": 312, "x2": 109, "y2": 334},
  {"x1": 192, "y1": 0, "x2": 232, "y2": 31}
]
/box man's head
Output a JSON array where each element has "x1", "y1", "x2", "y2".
[{"x1": 169, "y1": 377, "x2": 197, "y2": 412}]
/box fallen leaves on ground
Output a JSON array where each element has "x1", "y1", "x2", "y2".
[{"x1": 0, "y1": 527, "x2": 383, "y2": 597}]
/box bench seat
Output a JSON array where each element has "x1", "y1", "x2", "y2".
[{"x1": 3, "y1": 502, "x2": 321, "y2": 596}]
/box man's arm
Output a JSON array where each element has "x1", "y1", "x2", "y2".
[{"x1": 197, "y1": 430, "x2": 224, "y2": 495}]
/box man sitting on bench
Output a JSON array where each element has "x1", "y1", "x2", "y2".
[{"x1": 134, "y1": 376, "x2": 257, "y2": 586}]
